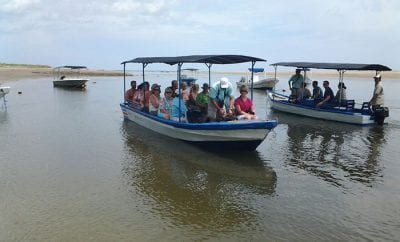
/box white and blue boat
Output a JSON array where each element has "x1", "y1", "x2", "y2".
[
  {"x1": 120, "y1": 55, "x2": 278, "y2": 150},
  {"x1": 236, "y1": 67, "x2": 279, "y2": 90},
  {"x1": 267, "y1": 62, "x2": 392, "y2": 125}
]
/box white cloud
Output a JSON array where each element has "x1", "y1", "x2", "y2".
[
  {"x1": 0, "y1": 0, "x2": 399, "y2": 69},
  {"x1": 0, "y1": 0, "x2": 40, "y2": 13}
]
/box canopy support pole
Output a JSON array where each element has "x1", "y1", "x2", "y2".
[
  {"x1": 178, "y1": 62, "x2": 183, "y2": 122},
  {"x1": 273, "y1": 65, "x2": 277, "y2": 94},
  {"x1": 123, "y1": 63, "x2": 126, "y2": 100},
  {"x1": 142, "y1": 63, "x2": 148, "y2": 112},
  {"x1": 250, "y1": 61, "x2": 255, "y2": 101},
  {"x1": 205, "y1": 63, "x2": 212, "y2": 86}
]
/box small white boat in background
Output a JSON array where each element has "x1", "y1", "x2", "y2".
[
  {"x1": 180, "y1": 68, "x2": 198, "y2": 86},
  {"x1": 0, "y1": 84, "x2": 11, "y2": 108},
  {"x1": 53, "y1": 66, "x2": 89, "y2": 88},
  {"x1": 236, "y1": 68, "x2": 279, "y2": 90}
]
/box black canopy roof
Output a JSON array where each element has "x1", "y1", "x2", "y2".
[
  {"x1": 271, "y1": 62, "x2": 391, "y2": 71},
  {"x1": 122, "y1": 55, "x2": 266, "y2": 65}
]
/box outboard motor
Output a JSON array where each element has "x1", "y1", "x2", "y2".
[{"x1": 374, "y1": 107, "x2": 389, "y2": 125}]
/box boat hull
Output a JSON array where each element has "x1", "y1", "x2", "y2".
[
  {"x1": 53, "y1": 79, "x2": 89, "y2": 88},
  {"x1": 267, "y1": 91, "x2": 378, "y2": 125},
  {"x1": 120, "y1": 103, "x2": 277, "y2": 150},
  {"x1": 0, "y1": 86, "x2": 11, "y2": 98}
]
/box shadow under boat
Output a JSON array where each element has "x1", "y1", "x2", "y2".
[
  {"x1": 269, "y1": 110, "x2": 386, "y2": 188},
  {"x1": 119, "y1": 121, "x2": 277, "y2": 229}
]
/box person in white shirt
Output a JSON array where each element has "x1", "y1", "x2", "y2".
[{"x1": 369, "y1": 74, "x2": 384, "y2": 110}]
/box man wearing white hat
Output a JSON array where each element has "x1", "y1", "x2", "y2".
[
  {"x1": 369, "y1": 74, "x2": 384, "y2": 110},
  {"x1": 207, "y1": 77, "x2": 234, "y2": 120}
]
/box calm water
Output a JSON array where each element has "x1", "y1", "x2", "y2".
[{"x1": 1, "y1": 73, "x2": 400, "y2": 241}]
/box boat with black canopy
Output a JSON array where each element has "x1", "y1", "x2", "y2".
[
  {"x1": 120, "y1": 55, "x2": 278, "y2": 150},
  {"x1": 53, "y1": 66, "x2": 89, "y2": 88},
  {"x1": 267, "y1": 62, "x2": 391, "y2": 125}
]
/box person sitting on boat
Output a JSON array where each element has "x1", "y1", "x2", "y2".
[
  {"x1": 334, "y1": 82, "x2": 347, "y2": 105},
  {"x1": 207, "y1": 77, "x2": 234, "y2": 121},
  {"x1": 186, "y1": 83, "x2": 199, "y2": 110},
  {"x1": 180, "y1": 81, "x2": 190, "y2": 102},
  {"x1": 196, "y1": 83, "x2": 209, "y2": 115},
  {"x1": 296, "y1": 82, "x2": 311, "y2": 102},
  {"x1": 149, "y1": 84, "x2": 162, "y2": 115},
  {"x1": 171, "y1": 93, "x2": 187, "y2": 122},
  {"x1": 158, "y1": 87, "x2": 174, "y2": 120},
  {"x1": 125, "y1": 80, "x2": 137, "y2": 103},
  {"x1": 311, "y1": 80, "x2": 323, "y2": 101},
  {"x1": 368, "y1": 74, "x2": 384, "y2": 111},
  {"x1": 170, "y1": 80, "x2": 179, "y2": 98},
  {"x1": 234, "y1": 85, "x2": 257, "y2": 120},
  {"x1": 288, "y1": 69, "x2": 304, "y2": 99},
  {"x1": 138, "y1": 82, "x2": 150, "y2": 111},
  {"x1": 316, "y1": 80, "x2": 335, "y2": 108},
  {"x1": 129, "y1": 82, "x2": 143, "y2": 108}
]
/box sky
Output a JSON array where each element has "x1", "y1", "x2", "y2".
[{"x1": 1, "y1": 0, "x2": 399, "y2": 71}]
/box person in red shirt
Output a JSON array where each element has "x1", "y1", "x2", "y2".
[{"x1": 234, "y1": 85, "x2": 257, "y2": 120}]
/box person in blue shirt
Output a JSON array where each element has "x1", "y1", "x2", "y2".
[
  {"x1": 316, "y1": 80, "x2": 335, "y2": 108},
  {"x1": 311, "y1": 80, "x2": 323, "y2": 101},
  {"x1": 171, "y1": 93, "x2": 187, "y2": 122},
  {"x1": 207, "y1": 77, "x2": 234, "y2": 121}
]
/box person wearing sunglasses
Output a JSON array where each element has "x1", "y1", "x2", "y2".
[
  {"x1": 158, "y1": 87, "x2": 174, "y2": 119},
  {"x1": 149, "y1": 84, "x2": 162, "y2": 115}
]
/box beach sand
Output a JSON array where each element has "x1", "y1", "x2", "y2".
[
  {"x1": 0, "y1": 67, "x2": 127, "y2": 83},
  {"x1": 1, "y1": 67, "x2": 399, "y2": 84}
]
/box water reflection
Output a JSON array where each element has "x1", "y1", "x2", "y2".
[
  {"x1": 275, "y1": 112, "x2": 386, "y2": 187},
  {"x1": 120, "y1": 121, "x2": 276, "y2": 230}
]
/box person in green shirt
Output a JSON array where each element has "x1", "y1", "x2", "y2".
[
  {"x1": 196, "y1": 83, "x2": 209, "y2": 115},
  {"x1": 288, "y1": 68, "x2": 304, "y2": 98}
]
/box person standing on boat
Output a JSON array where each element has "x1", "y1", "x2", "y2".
[
  {"x1": 288, "y1": 69, "x2": 304, "y2": 98},
  {"x1": 369, "y1": 74, "x2": 384, "y2": 110},
  {"x1": 207, "y1": 77, "x2": 234, "y2": 121},
  {"x1": 125, "y1": 80, "x2": 137, "y2": 103},
  {"x1": 316, "y1": 80, "x2": 335, "y2": 108},
  {"x1": 311, "y1": 80, "x2": 323, "y2": 100}
]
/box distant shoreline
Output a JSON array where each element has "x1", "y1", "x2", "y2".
[
  {"x1": 1, "y1": 67, "x2": 399, "y2": 83},
  {"x1": 0, "y1": 67, "x2": 128, "y2": 83}
]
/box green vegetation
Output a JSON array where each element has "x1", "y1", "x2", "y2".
[{"x1": 0, "y1": 63, "x2": 51, "y2": 68}]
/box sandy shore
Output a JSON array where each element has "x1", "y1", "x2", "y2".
[
  {"x1": 0, "y1": 67, "x2": 128, "y2": 83},
  {"x1": 1, "y1": 67, "x2": 399, "y2": 84}
]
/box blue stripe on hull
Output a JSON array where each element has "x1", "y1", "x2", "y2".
[{"x1": 121, "y1": 103, "x2": 278, "y2": 130}]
